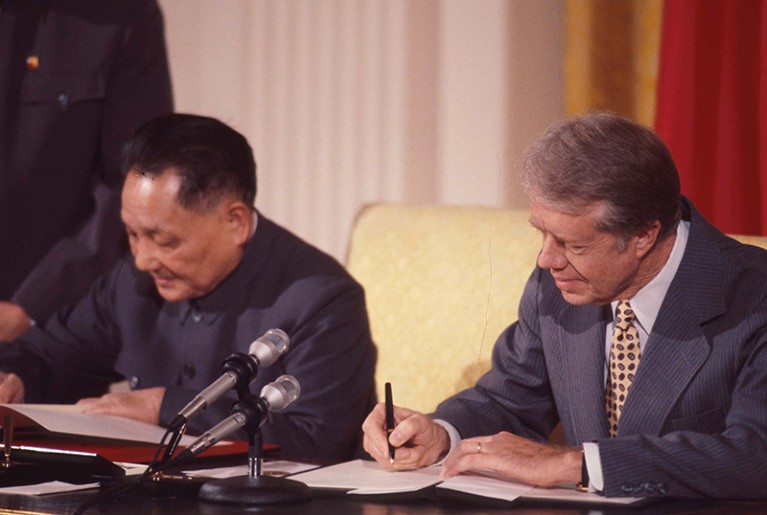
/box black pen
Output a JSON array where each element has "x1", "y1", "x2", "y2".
[{"x1": 385, "y1": 382, "x2": 395, "y2": 464}]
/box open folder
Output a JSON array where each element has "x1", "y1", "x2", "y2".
[
  {"x1": 290, "y1": 459, "x2": 651, "y2": 507},
  {"x1": 0, "y1": 404, "x2": 248, "y2": 464}
]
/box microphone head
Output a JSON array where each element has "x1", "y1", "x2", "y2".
[
  {"x1": 260, "y1": 375, "x2": 301, "y2": 411},
  {"x1": 248, "y1": 328, "x2": 289, "y2": 367}
]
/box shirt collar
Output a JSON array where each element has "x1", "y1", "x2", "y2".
[
  {"x1": 611, "y1": 219, "x2": 690, "y2": 334},
  {"x1": 249, "y1": 210, "x2": 258, "y2": 238}
]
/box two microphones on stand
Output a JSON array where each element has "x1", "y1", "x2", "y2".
[{"x1": 145, "y1": 328, "x2": 310, "y2": 505}]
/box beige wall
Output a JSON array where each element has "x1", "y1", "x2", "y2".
[{"x1": 158, "y1": 0, "x2": 564, "y2": 261}]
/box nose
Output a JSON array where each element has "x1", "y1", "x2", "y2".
[
  {"x1": 537, "y1": 235, "x2": 568, "y2": 271},
  {"x1": 132, "y1": 238, "x2": 160, "y2": 272}
]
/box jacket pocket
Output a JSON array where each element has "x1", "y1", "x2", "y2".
[
  {"x1": 21, "y1": 72, "x2": 106, "y2": 110},
  {"x1": 14, "y1": 73, "x2": 106, "y2": 170}
]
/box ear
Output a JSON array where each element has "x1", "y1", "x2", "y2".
[
  {"x1": 223, "y1": 200, "x2": 253, "y2": 246},
  {"x1": 633, "y1": 220, "x2": 662, "y2": 258}
]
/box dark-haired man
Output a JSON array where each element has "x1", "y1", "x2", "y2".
[
  {"x1": 0, "y1": 114, "x2": 377, "y2": 461},
  {"x1": 363, "y1": 113, "x2": 767, "y2": 499}
]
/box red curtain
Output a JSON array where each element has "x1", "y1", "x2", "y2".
[{"x1": 655, "y1": 0, "x2": 767, "y2": 235}]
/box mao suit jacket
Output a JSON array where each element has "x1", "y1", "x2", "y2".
[
  {"x1": 0, "y1": 215, "x2": 378, "y2": 462},
  {"x1": 434, "y1": 199, "x2": 767, "y2": 499}
]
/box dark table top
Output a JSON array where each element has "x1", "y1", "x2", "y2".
[
  {"x1": 0, "y1": 451, "x2": 763, "y2": 515},
  {"x1": 0, "y1": 478, "x2": 764, "y2": 515}
]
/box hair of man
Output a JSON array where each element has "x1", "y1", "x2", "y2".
[
  {"x1": 122, "y1": 113, "x2": 257, "y2": 211},
  {"x1": 522, "y1": 112, "x2": 681, "y2": 249}
]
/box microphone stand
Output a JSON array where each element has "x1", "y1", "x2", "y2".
[
  {"x1": 158, "y1": 422, "x2": 186, "y2": 467},
  {"x1": 197, "y1": 394, "x2": 311, "y2": 505}
]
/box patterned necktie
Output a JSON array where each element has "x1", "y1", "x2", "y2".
[{"x1": 605, "y1": 300, "x2": 641, "y2": 437}]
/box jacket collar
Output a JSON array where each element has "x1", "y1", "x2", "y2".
[
  {"x1": 611, "y1": 198, "x2": 725, "y2": 436},
  {"x1": 177, "y1": 211, "x2": 276, "y2": 325}
]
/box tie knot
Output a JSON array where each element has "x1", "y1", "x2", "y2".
[{"x1": 614, "y1": 300, "x2": 635, "y2": 330}]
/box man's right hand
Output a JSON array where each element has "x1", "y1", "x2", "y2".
[
  {"x1": 0, "y1": 373, "x2": 25, "y2": 403},
  {"x1": 362, "y1": 403, "x2": 450, "y2": 470}
]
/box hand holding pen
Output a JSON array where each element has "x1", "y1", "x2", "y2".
[{"x1": 361, "y1": 384, "x2": 452, "y2": 470}]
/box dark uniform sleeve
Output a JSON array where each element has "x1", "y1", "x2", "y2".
[
  {"x1": 258, "y1": 278, "x2": 377, "y2": 461},
  {"x1": 158, "y1": 275, "x2": 378, "y2": 462},
  {"x1": 0, "y1": 262, "x2": 127, "y2": 403}
]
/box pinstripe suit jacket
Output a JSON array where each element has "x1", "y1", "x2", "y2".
[{"x1": 434, "y1": 200, "x2": 767, "y2": 499}]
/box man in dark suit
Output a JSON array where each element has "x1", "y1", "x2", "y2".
[
  {"x1": 0, "y1": 0, "x2": 172, "y2": 340},
  {"x1": 0, "y1": 114, "x2": 377, "y2": 461},
  {"x1": 362, "y1": 113, "x2": 767, "y2": 498}
]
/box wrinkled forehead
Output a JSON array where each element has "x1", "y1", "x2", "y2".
[
  {"x1": 122, "y1": 168, "x2": 187, "y2": 210},
  {"x1": 120, "y1": 170, "x2": 189, "y2": 225},
  {"x1": 124, "y1": 166, "x2": 180, "y2": 194},
  {"x1": 529, "y1": 196, "x2": 610, "y2": 223}
]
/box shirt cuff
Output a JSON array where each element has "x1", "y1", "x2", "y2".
[
  {"x1": 583, "y1": 441, "x2": 604, "y2": 492},
  {"x1": 433, "y1": 419, "x2": 461, "y2": 459}
]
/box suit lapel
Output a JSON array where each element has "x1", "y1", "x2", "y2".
[
  {"x1": 618, "y1": 284, "x2": 712, "y2": 435},
  {"x1": 619, "y1": 204, "x2": 727, "y2": 436},
  {"x1": 554, "y1": 303, "x2": 612, "y2": 441}
]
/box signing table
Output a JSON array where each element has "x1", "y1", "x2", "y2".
[
  {"x1": 0, "y1": 456, "x2": 763, "y2": 515},
  {"x1": 0, "y1": 486, "x2": 763, "y2": 515}
]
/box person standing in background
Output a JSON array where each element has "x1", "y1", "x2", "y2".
[{"x1": 0, "y1": 0, "x2": 173, "y2": 340}]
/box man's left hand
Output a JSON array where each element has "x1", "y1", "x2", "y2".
[
  {"x1": 0, "y1": 301, "x2": 32, "y2": 342},
  {"x1": 77, "y1": 387, "x2": 165, "y2": 425},
  {"x1": 440, "y1": 431, "x2": 582, "y2": 487}
]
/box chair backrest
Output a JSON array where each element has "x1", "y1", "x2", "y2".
[
  {"x1": 346, "y1": 203, "x2": 540, "y2": 412},
  {"x1": 347, "y1": 203, "x2": 767, "y2": 413},
  {"x1": 731, "y1": 234, "x2": 767, "y2": 249}
]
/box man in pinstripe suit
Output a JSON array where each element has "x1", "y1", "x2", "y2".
[{"x1": 363, "y1": 113, "x2": 767, "y2": 499}]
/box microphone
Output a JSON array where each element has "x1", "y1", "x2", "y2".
[
  {"x1": 174, "y1": 375, "x2": 300, "y2": 463},
  {"x1": 169, "y1": 329, "x2": 289, "y2": 430}
]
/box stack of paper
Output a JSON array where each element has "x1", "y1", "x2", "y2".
[{"x1": 290, "y1": 459, "x2": 646, "y2": 506}]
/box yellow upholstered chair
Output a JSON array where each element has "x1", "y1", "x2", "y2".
[
  {"x1": 347, "y1": 203, "x2": 767, "y2": 415},
  {"x1": 346, "y1": 203, "x2": 540, "y2": 413},
  {"x1": 732, "y1": 234, "x2": 767, "y2": 248}
]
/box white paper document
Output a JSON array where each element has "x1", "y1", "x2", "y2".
[
  {"x1": 290, "y1": 459, "x2": 646, "y2": 506},
  {"x1": 0, "y1": 404, "x2": 197, "y2": 445},
  {"x1": 438, "y1": 472, "x2": 534, "y2": 502},
  {"x1": 290, "y1": 459, "x2": 442, "y2": 494},
  {"x1": 0, "y1": 481, "x2": 99, "y2": 496}
]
